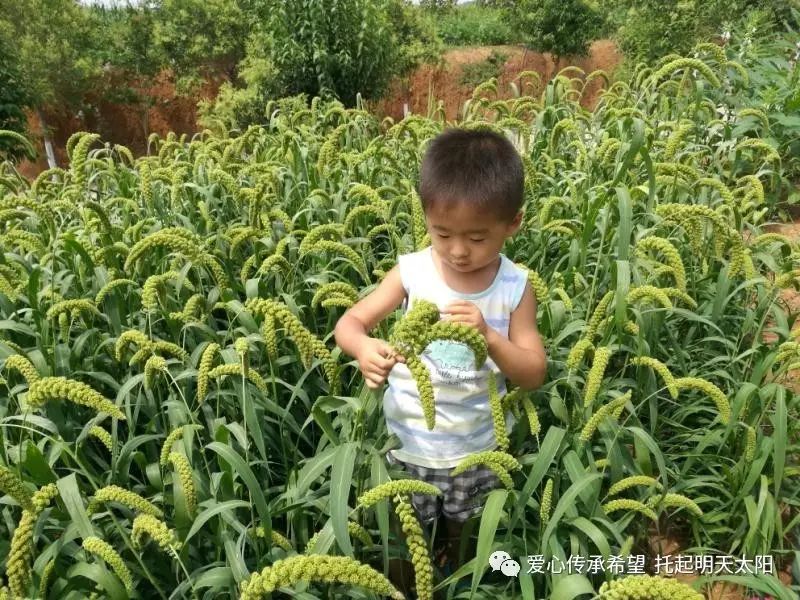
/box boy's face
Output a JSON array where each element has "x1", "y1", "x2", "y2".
[{"x1": 424, "y1": 202, "x2": 522, "y2": 275}]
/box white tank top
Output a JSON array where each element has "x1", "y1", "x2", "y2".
[{"x1": 383, "y1": 246, "x2": 528, "y2": 468}]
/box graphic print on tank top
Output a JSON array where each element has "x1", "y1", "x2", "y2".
[{"x1": 422, "y1": 338, "x2": 484, "y2": 389}]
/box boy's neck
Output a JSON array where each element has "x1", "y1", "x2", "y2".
[{"x1": 431, "y1": 248, "x2": 501, "y2": 294}]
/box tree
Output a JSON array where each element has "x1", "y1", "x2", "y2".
[
  {"x1": 0, "y1": 24, "x2": 34, "y2": 162},
  {"x1": 88, "y1": 4, "x2": 166, "y2": 143},
  {"x1": 509, "y1": 0, "x2": 603, "y2": 68},
  {"x1": 197, "y1": 27, "x2": 278, "y2": 132},
  {"x1": 267, "y1": 0, "x2": 399, "y2": 106},
  {"x1": 198, "y1": 0, "x2": 440, "y2": 130},
  {"x1": 385, "y1": 0, "x2": 443, "y2": 79},
  {"x1": 151, "y1": 0, "x2": 248, "y2": 91},
  {"x1": 0, "y1": 0, "x2": 103, "y2": 167}
]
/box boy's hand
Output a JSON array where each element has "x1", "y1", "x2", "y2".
[
  {"x1": 356, "y1": 338, "x2": 405, "y2": 389},
  {"x1": 441, "y1": 300, "x2": 489, "y2": 338}
]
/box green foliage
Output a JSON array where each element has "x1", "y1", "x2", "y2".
[
  {"x1": 82, "y1": 3, "x2": 166, "y2": 126},
  {"x1": 613, "y1": 0, "x2": 708, "y2": 63},
  {"x1": 196, "y1": 28, "x2": 278, "y2": 132},
  {"x1": 459, "y1": 50, "x2": 508, "y2": 88},
  {"x1": 384, "y1": 0, "x2": 444, "y2": 78},
  {"x1": 436, "y1": 4, "x2": 516, "y2": 46},
  {"x1": 0, "y1": 27, "x2": 33, "y2": 161},
  {"x1": 611, "y1": 0, "x2": 800, "y2": 64},
  {"x1": 418, "y1": 0, "x2": 457, "y2": 10},
  {"x1": 152, "y1": 0, "x2": 248, "y2": 91},
  {"x1": 89, "y1": 5, "x2": 163, "y2": 83},
  {"x1": 510, "y1": 0, "x2": 604, "y2": 59},
  {"x1": 0, "y1": 0, "x2": 103, "y2": 109},
  {"x1": 200, "y1": 0, "x2": 439, "y2": 129},
  {"x1": 267, "y1": 0, "x2": 398, "y2": 106},
  {"x1": 720, "y1": 10, "x2": 800, "y2": 192}
]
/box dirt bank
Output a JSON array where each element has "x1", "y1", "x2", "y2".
[
  {"x1": 15, "y1": 40, "x2": 621, "y2": 178},
  {"x1": 370, "y1": 39, "x2": 622, "y2": 121}
]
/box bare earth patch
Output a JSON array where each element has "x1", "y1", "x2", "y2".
[
  {"x1": 16, "y1": 41, "x2": 621, "y2": 180},
  {"x1": 370, "y1": 40, "x2": 622, "y2": 122}
]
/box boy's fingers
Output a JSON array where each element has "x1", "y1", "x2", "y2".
[
  {"x1": 372, "y1": 357, "x2": 393, "y2": 370},
  {"x1": 444, "y1": 300, "x2": 468, "y2": 309}
]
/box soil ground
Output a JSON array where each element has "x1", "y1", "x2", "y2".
[
  {"x1": 15, "y1": 40, "x2": 622, "y2": 179},
  {"x1": 16, "y1": 71, "x2": 223, "y2": 179},
  {"x1": 369, "y1": 39, "x2": 622, "y2": 121}
]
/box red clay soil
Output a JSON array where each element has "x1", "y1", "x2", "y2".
[
  {"x1": 369, "y1": 39, "x2": 622, "y2": 121},
  {"x1": 16, "y1": 70, "x2": 223, "y2": 179},
  {"x1": 15, "y1": 40, "x2": 621, "y2": 179}
]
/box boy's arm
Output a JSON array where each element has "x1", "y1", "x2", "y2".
[
  {"x1": 333, "y1": 265, "x2": 407, "y2": 359},
  {"x1": 486, "y1": 281, "x2": 547, "y2": 391}
]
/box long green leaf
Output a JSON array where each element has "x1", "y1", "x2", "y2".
[
  {"x1": 470, "y1": 488, "x2": 508, "y2": 598},
  {"x1": 330, "y1": 441, "x2": 356, "y2": 556},
  {"x1": 57, "y1": 473, "x2": 93, "y2": 539},
  {"x1": 207, "y1": 442, "x2": 271, "y2": 534}
]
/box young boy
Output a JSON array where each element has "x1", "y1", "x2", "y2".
[{"x1": 334, "y1": 127, "x2": 547, "y2": 588}]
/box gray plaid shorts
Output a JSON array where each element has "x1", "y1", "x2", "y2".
[{"x1": 387, "y1": 453, "x2": 500, "y2": 524}]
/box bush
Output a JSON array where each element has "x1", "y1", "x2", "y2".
[
  {"x1": 437, "y1": 5, "x2": 516, "y2": 47},
  {"x1": 459, "y1": 49, "x2": 508, "y2": 88},
  {"x1": 613, "y1": 0, "x2": 800, "y2": 64},
  {"x1": 267, "y1": 0, "x2": 398, "y2": 107},
  {"x1": 384, "y1": 0, "x2": 444, "y2": 78},
  {"x1": 196, "y1": 29, "x2": 278, "y2": 134},
  {"x1": 199, "y1": 0, "x2": 441, "y2": 130},
  {"x1": 509, "y1": 0, "x2": 604, "y2": 60},
  {"x1": 615, "y1": 1, "x2": 698, "y2": 63}
]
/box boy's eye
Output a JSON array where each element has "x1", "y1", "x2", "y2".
[
  {"x1": 470, "y1": 239, "x2": 485, "y2": 243},
  {"x1": 437, "y1": 234, "x2": 450, "y2": 239}
]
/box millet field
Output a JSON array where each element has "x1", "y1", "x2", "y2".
[{"x1": 1, "y1": 8, "x2": 800, "y2": 600}]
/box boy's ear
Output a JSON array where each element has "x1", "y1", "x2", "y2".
[{"x1": 507, "y1": 211, "x2": 523, "y2": 234}]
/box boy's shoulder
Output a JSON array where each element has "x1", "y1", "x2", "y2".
[
  {"x1": 499, "y1": 253, "x2": 529, "y2": 277},
  {"x1": 398, "y1": 246, "x2": 431, "y2": 261},
  {"x1": 394, "y1": 247, "x2": 433, "y2": 295},
  {"x1": 397, "y1": 246, "x2": 432, "y2": 272}
]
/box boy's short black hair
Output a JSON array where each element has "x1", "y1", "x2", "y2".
[{"x1": 418, "y1": 127, "x2": 524, "y2": 223}]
